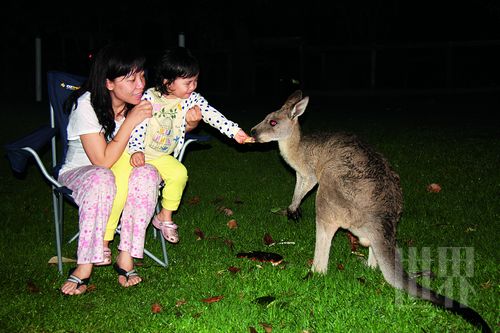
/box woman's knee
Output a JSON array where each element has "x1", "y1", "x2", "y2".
[
  {"x1": 131, "y1": 164, "x2": 161, "y2": 185},
  {"x1": 90, "y1": 167, "x2": 116, "y2": 192}
]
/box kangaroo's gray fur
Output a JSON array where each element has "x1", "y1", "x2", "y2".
[{"x1": 250, "y1": 90, "x2": 491, "y2": 333}]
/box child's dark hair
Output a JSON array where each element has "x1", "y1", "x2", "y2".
[
  {"x1": 65, "y1": 42, "x2": 146, "y2": 140},
  {"x1": 154, "y1": 47, "x2": 200, "y2": 95}
]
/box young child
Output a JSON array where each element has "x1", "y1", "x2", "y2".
[{"x1": 108, "y1": 46, "x2": 253, "y2": 244}]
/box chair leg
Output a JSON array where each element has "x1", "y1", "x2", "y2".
[
  {"x1": 67, "y1": 231, "x2": 80, "y2": 244},
  {"x1": 160, "y1": 230, "x2": 169, "y2": 267},
  {"x1": 52, "y1": 189, "x2": 63, "y2": 274},
  {"x1": 143, "y1": 247, "x2": 168, "y2": 267}
]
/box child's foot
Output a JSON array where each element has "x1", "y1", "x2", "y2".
[
  {"x1": 152, "y1": 215, "x2": 179, "y2": 243},
  {"x1": 94, "y1": 247, "x2": 112, "y2": 266},
  {"x1": 115, "y1": 252, "x2": 142, "y2": 287},
  {"x1": 61, "y1": 264, "x2": 92, "y2": 295}
]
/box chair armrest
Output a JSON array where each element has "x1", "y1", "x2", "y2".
[{"x1": 4, "y1": 124, "x2": 56, "y2": 174}]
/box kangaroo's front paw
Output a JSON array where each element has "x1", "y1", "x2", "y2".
[{"x1": 286, "y1": 207, "x2": 302, "y2": 221}]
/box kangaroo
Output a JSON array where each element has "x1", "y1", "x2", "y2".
[{"x1": 250, "y1": 90, "x2": 491, "y2": 333}]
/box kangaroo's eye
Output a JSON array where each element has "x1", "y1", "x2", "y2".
[{"x1": 270, "y1": 120, "x2": 277, "y2": 126}]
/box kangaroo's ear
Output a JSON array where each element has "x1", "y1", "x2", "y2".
[
  {"x1": 283, "y1": 90, "x2": 303, "y2": 109},
  {"x1": 290, "y1": 96, "x2": 309, "y2": 119}
]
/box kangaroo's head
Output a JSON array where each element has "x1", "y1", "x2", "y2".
[{"x1": 250, "y1": 90, "x2": 309, "y2": 143}]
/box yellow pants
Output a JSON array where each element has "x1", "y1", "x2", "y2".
[{"x1": 104, "y1": 152, "x2": 188, "y2": 241}]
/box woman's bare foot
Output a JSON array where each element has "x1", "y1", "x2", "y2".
[
  {"x1": 61, "y1": 263, "x2": 93, "y2": 295},
  {"x1": 115, "y1": 251, "x2": 142, "y2": 287}
]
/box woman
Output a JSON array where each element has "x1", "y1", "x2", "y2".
[{"x1": 58, "y1": 43, "x2": 161, "y2": 295}]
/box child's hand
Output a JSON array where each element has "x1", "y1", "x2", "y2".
[
  {"x1": 186, "y1": 105, "x2": 202, "y2": 132},
  {"x1": 126, "y1": 100, "x2": 153, "y2": 127},
  {"x1": 234, "y1": 129, "x2": 255, "y2": 144},
  {"x1": 130, "y1": 152, "x2": 146, "y2": 167}
]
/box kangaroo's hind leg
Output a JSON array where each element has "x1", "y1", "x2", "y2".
[{"x1": 312, "y1": 217, "x2": 339, "y2": 274}]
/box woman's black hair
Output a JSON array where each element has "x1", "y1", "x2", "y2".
[
  {"x1": 154, "y1": 47, "x2": 199, "y2": 95},
  {"x1": 65, "y1": 43, "x2": 146, "y2": 140}
]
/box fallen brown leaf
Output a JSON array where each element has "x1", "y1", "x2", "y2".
[
  {"x1": 260, "y1": 322, "x2": 273, "y2": 333},
  {"x1": 26, "y1": 280, "x2": 40, "y2": 293},
  {"x1": 249, "y1": 327, "x2": 258, "y2": 333},
  {"x1": 237, "y1": 251, "x2": 283, "y2": 266},
  {"x1": 201, "y1": 295, "x2": 224, "y2": 303},
  {"x1": 194, "y1": 227, "x2": 205, "y2": 240},
  {"x1": 151, "y1": 303, "x2": 162, "y2": 313},
  {"x1": 263, "y1": 233, "x2": 274, "y2": 246},
  {"x1": 337, "y1": 263, "x2": 345, "y2": 271},
  {"x1": 175, "y1": 299, "x2": 187, "y2": 307},
  {"x1": 228, "y1": 266, "x2": 241, "y2": 274},
  {"x1": 227, "y1": 219, "x2": 238, "y2": 229},
  {"x1": 346, "y1": 231, "x2": 359, "y2": 252},
  {"x1": 47, "y1": 256, "x2": 76, "y2": 264},
  {"x1": 480, "y1": 280, "x2": 492, "y2": 289},
  {"x1": 218, "y1": 206, "x2": 234, "y2": 216},
  {"x1": 427, "y1": 183, "x2": 442, "y2": 193},
  {"x1": 187, "y1": 196, "x2": 201, "y2": 205},
  {"x1": 86, "y1": 284, "x2": 97, "y2": 292}
]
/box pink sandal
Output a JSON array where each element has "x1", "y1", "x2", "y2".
[
  {"x1": 94, "y1": 247, "x2": 112, "y2": 266},
  {"x1": 152, "y1": 215, "x2": 179, "y2": 243}
]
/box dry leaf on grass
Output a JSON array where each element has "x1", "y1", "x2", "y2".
[
  {"x1": 346, "y1": 231, "x2": 359, "y2": 252},
  {"x1": 260, "y1": 322, "x2": 273, "y2": 333},
  {"x1": 194, "y1": 227, "x2": 205, "y2": 240},
  {"x1": 218, "y1": 206, "x2": 234, "y2": 216},
  {"x1": 175, "y1": 299, "x2": 187, "y2": 307},
  {"x1": 237, "y1": 251, "x2": 283, "y2": 266},
  {"x1": 187, "y1": 196, "x2": 201, "y2": 205},
  {"x1": 263, "y1": 233, "x2": 275, "y2": 246},
  {"x1": 227, "y1": 219, "x2": 238, "y2": 229},
  {"x1": 48, "y1": 256, "x2": 76, "y2": 264},
  {"x1": 201, "y1": 295, "x2": 224, "y2": 303},
  {"x1": 151, "y1": 303, "x2": 162, "y2": 313},
  {"x1": 86, "y1": 284, "x2": 97, "y2": 292},
  {"x1": 426, "y1": 183, "x2": 442, "y2": 193},
  {"x1": 228, "y1": 266, "x2": 241, "y2": 274},
  {"x1": 26, "y1": 280, "x2": 40, "y2": 293}
]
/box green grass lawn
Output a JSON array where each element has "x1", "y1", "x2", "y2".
[{"x1": 0, "y1": 97, "x2": 498, "y2": 332}]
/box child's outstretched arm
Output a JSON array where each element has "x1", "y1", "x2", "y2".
[
  {"x1": 234, "y1": 129, "x2": 254, "y2": 144},
  {"x1": 187, "y1": 92, "x2": 252, "y2": 143}
]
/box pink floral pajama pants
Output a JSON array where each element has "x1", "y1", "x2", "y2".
[{"x1": 58, "y1": 164, "x2": 160, "y2": 264}]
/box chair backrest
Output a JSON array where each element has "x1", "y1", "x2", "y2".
[{"x1": 46, "y1": 71, "x2": 86, "y2": 177}]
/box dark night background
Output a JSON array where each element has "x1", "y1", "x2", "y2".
[{"x1": 2, "y1": 1, "x2": 500, "y2": 110}]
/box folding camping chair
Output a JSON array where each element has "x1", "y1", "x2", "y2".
[{"x1": 5, "y1": 70, "x2": 210, "y2": 274}]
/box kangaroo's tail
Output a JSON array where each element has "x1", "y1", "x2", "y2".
[{"x1": 373, "y1": 241, "x2": 492, "y2": 333}]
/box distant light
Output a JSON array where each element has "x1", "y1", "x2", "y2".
[{"x1": 88, "y1": 53, "x2": 93, "y2": 60}]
